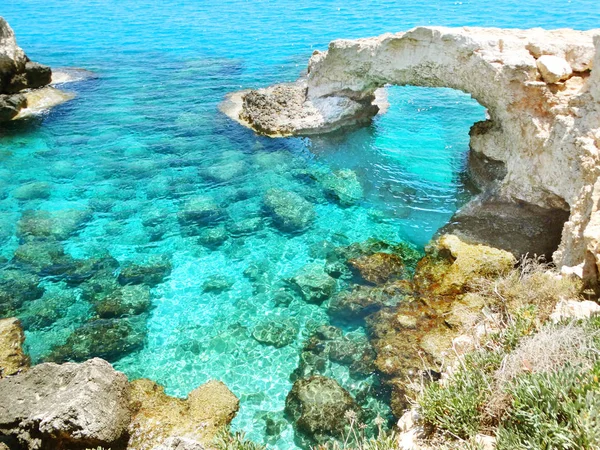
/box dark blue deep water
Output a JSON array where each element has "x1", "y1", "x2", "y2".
[{"x1": 1, "y1": 0, "x2": 598, "y2": 447}]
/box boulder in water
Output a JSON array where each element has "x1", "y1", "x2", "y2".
[
  {"x1": 16, "y1": 209, "x2": 92, "y2": 242},
  {"x1": 321, "y1": 169, "x2": 364, "y2": 206},
  {"x1": 290, "y1": 264, "x2": 336, "y2": 304},
  {"x1": 252, "y1": 318, "x2": 299, "y2": 348},
  {"x1": 46, "y1": 317, "x2": 146, "y2": 363},
  {"x1": 0, "y1": 269, "x2": 44, "y2": 316},
  {"x1": 285, "y1": 375, "x2": 361, "y2": 444},
  {"x1": 93, "y1": 285, "x2": 152, "y2": 319},
  {"x1": 118, "y1": 255, "x2": 172, "y2": 287},
  {"x1": 200, "y1": 160, "x2": 246, "y2": 184},
  {"x1": 178, "y1": 195, "x2": 225, "y2": 228},
  {"x1": 263, "y1": 188, "x2": 315, "y2": 232}
]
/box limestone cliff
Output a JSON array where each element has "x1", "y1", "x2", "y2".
[{"x1": 224, "y1": 27, "x2": 600, "y2": 284}]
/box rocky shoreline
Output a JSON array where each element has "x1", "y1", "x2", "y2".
[{"x1": 0, "y1": 321, "x2": 239, "y2": 450}]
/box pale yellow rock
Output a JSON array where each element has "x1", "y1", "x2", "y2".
[
  {"x1": 13, "y1": 86, "x2": 75, "y2": 119},
  {"x1": 0, "y1": 317, "x2": 30, "y2": 378},
  {"x1": 436, "y1": 234, "x2": 516, "y2": 293},
  {"x1": 128, "y1": 378, "x2": 239, "y2": 450}
]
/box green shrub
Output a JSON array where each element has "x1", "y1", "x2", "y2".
[
  {"x1": 419, "y1": 350, "x2": 503, "y2": 439},
  {"x1": 497, "y1": 363, "x2": 600, "y2": 449}
]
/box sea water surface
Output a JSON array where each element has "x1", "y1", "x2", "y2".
[{"x1": 1, "y1": 0, "x2": 598, "y2": 447}]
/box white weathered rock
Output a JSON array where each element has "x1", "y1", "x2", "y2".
[
  {"x1": 397, "y1": 409, "x2": 417, "y2": 432},
  {"x1": 0, "y1": 358, "x2": 131, "y2": 449},
  {"x1": 550, "y1": 299, "x2": 600, "y2": 323},
  {"x1": 226, "y1": 27, "x2": 600, "y2": 283},
  {"x1": 452, "y1": 334, "x2": 476, "y2": 356},
  {"x1": 475, "y1": 434, "x2": 497, "y2": 450},
  {"x1": 536, "y1": 55, "x2": 573, "y2": 83},
  {"x1": 0, "y1": 16, "x2": 26, "y2": 79}
]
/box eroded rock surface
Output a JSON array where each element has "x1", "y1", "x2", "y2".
[
  {"x1": 0, "y1": 318, "x2": 30, "y2": 378},
  {"x1": 225, "y1": 27, "x2": 600, "y2": 284},
  {"x1": 128, "y1": 378, "x2": 239, "y2": 450},
  {"x1": 0, "y1": 358, "x2": 131, "y2": 449}
]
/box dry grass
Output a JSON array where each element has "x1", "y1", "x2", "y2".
[
  {"x1": 496, "y1": 322, "x2": 597, "y2": 385},
  {"x1": 470, "y1": 257, "x2": 583, "y2": 321}
]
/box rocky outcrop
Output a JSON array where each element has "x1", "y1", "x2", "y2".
[
  {"x1": 128, "y1": 378, "x2": 239, "y2": 450},
  {"x1": 225, "y1": 27, "x2": 600, "y2": 285},
  {"x1": 0, "y1": 358, "x2": 131, "y2": 449},
  {"x1": 0, "y1": 318, "x2": 30, "y2": 378},
  {"x1": 0, "y1": 17, "x2": 72, "y2": 121},
  {"x1": 359, "y1": 235, "x2": 516, "y2": 417}
]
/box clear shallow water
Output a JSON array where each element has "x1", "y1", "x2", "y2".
[{"x1": 1, "y1": 0, "x2": 598, "y2": 447}]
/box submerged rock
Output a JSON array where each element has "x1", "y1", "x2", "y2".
[
  {"x1": 12, "y1": 240, "x2": 74, "y2": 274},
  {"x1": 290, "y1": 264, "x2": 336, "y2": 304},
  {"x1": 200, "y1": 160, "x2": 246, "y2": 184},
  {"x1": 321, "y1": 169, "x2": 364, "y2": 206},
  {"x1": 0, "y1": 358, "x2": 131, "y2": 449},
  {"x1": 0, "y1": 269, "x2": 44, "y2": 315},
  {"x1": 19, "y1": 286, "x2": 78, "y2": 331},
  {"x1": 12, "y1": 181, "x2": 52, "y2": 201},
  {"x1": 16, "y1": 208, "x2": 92, "y2": 241},
  {"x1": 93, "y1": 284, "x2": 152, "y2": 319},
  {"x1": 348, "y1": 252, "x2": 405, "y2": 285},
  {"x1": 118, "y1": 255, "x2": 172, "y2": 287},
  {"x1": 0, "y1": 318, "x2": 30, "y2": 378},
  {"x1": 252, "y1": 318, "x2": 299, "y2": 348},
  {"x1": 202, "y1": 274, "x2": 234, "y2": 293},
  {"x1": 328, "y1": 282, "x2": 410, "y2": 322},
  {"x1": 178, "y1": 195, "x2": 225, "y2": 229},
  {"x1": 285, "y1": 375, "x2": 360, "y2": 444},
  {"x1": 293, "y1": 325, "x2": 376, "y2": 380},
  {"x1": 46, "y1": 317, "x2": 146, "y2": 363},
  {"x1": 263, "y1": 188, "x2": 315, "y2": 232},
  {"x1": 198, "y1": 225, "x2": 229, "y2": 249},
  {"x1": 226, "y1": 217, "x2": 264, "y2": 236},
  {"x1": 128, "y1": 378, "x2": 239, "y2": 450}
]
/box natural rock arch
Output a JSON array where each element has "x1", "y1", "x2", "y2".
[{"x1": 223, "y1": 27, "x2": 600, "y2": 284}]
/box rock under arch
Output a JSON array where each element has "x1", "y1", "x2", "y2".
[{"x1": 223, "y1": 27, "x2": 600, "y2": 284}]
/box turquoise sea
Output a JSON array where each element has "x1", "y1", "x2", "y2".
[{"x1": 1, "y1": 0, "x2": 599, "y2": 447}]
